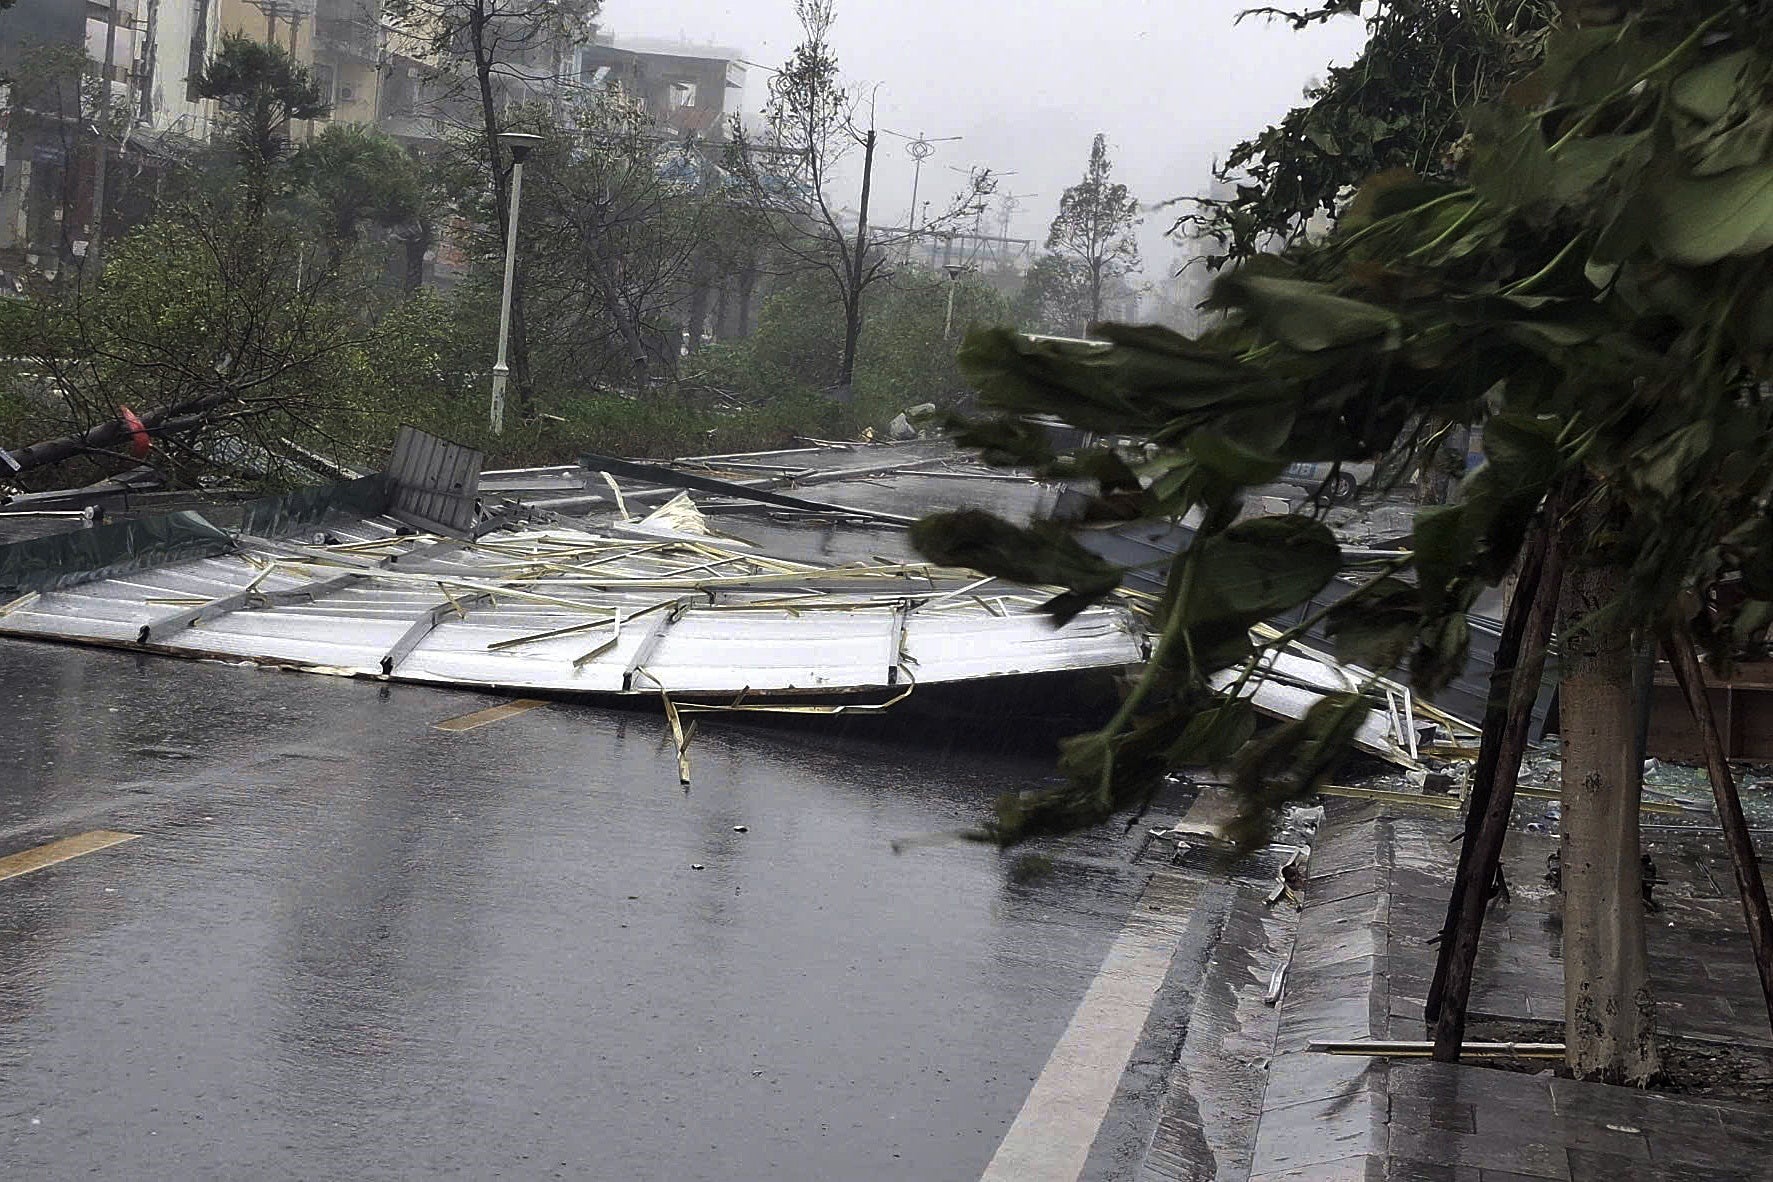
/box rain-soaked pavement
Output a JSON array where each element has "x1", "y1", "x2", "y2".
[{"x1": 0, "y1": 636, "x2": 1207, "y2": 1179}]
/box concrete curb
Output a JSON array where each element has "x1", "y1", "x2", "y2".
[{"x1": 1247, "y1": 801, "x2": 1392, "y2": 1181}]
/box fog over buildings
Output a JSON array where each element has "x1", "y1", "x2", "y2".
[{"x1": 612, "y1": 0, "x2": 1368, "y2": 269}]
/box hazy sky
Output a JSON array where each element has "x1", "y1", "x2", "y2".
[{"x1": 608, "y1": 0, "x2": 1368, "y2": 271}]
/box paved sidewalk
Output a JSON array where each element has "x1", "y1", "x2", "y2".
[{"x1": 1151, "y1": 796, "x2": 1773, "y2": 1181}]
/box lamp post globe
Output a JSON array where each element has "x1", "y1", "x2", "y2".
[{"x1": 497, "y1": 130, "x2": 544, "y2": 163}]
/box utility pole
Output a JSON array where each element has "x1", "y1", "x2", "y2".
[
  {"x1": 888, "y1": 130, "x2": 958, "y2": 264},
  {"x1": 838, "y1": 126, "x2": 875, "y2": 391},
  {"x1": 996, "y1": 189, "x2": 1037, "y2": 270},
  {"x1": 85, "y1": 0, "x2": 122, "y2": 277}
]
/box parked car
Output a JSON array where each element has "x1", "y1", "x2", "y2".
[{"x1": 1277, "y1": 459, "x2": 1377, "y2": 504}]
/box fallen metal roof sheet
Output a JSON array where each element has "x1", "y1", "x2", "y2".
[{"x1": 0, "y1": 502, "x2": 1145, "y2": 701}]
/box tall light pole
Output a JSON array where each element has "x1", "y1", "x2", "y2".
[
  {"x1": 885, "y1": 130, "x2": 959, "y2": 263},
  {"x1": 489, "y1": 131, "x2": 543, "y2": 435},
  {"x1": 943, "y1": 262, "x2": 969, "y2": 340}
]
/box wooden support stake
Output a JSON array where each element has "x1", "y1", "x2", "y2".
[
  {"x1": 1428, "y1": 495, "x2": 1567, "y2": 1060},
  {"x1": 1660, "y1": 621, "x2": 1773, "y2": 1036}
]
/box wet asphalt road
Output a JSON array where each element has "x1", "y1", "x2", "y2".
[{"x1": 0, "y1": 638, "x2": 1187, "y2": 1180}]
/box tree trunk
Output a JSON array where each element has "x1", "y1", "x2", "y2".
[
  {"x1": 3, "y1": 388, "x2": 236, "y2": 473},
  {"x1": 838, "y1": 292, "x2": 862, "y2": 398},
  {"x1": 404, "y1": 219, "x2": 432, "y2": 291},
  {"x1": 736, "y1": 266, "x2": 758, "y2": 338},
  {"x1": 585, "y1": 234, "x2": 650, "y2": 388},
  {"x1": 683, "y1": 255, "x2": 713, "y2": 355},
  {"x1": 1558, "y1": 513, "x2": 1660, "y2": 1084},
  {"x1": 837, "y1": 129, "x2": 876, "y2": 391},
  {"x1": 711, "y1": 280, "x2": 730, "y2": 343}
]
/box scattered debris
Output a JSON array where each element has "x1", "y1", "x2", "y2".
[
  {"x1": 0, "y1": 435, "x2": 1147, "y2": 730},
  {"x1": 1309, "y1": 1039, "x2": 1565, "y2": 1059}
]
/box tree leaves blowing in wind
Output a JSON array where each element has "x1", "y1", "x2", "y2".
[{"x1": 925, "y1": 3, "x2": 1773, "y2": 852}]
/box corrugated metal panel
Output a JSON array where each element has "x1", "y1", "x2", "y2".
[
  {"x1": 0, "y1": 511, "x2": 1145, "y2": 699},
  {"x1": 387, "y1": 426, "x2": 483, "y2": 535}
]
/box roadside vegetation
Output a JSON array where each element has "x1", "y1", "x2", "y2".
[
  {"x1": 919, "y1": 0, "x2": 1773, "y2": 1088},
  {"x1": 0, "y1": 2, "x2": 1025, "y2": 488}
]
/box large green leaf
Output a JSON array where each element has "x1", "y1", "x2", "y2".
[
  {"x1": 1632, "y1": 419, "x2": 1714, "y2": 501},
  {"x1": 1412, "y1": 503, "x2": 1470, "y2": 619},
  {"x1": 1166, "y1": 698, "x2": 1258, "y2": 767},
  {"x1": 1551, "y1": 133, "x2": 1648, "y2": 200},
  {"x1": 1469, "y1": 105, "x2": 1557, "y2": 210},
  {"x1": 1649, "y1": 164, "x2": 1773, "y2": 265},
  {"x1": 1212, "y1": 273, "x2": 1402, "y2": 352},
  {"x1": 1179, "y1": 516, "x2": 1342, "y2": 629},
  {"x1": 909, "y1": 510, "x2": 1122, "y2": 623},
  {"x1": 1670, "y1": 49, "x2": 1756, "y2": 121},
  {"x1": 1184, "y1": 430, "x2": 1287, "y2": 485},
  {"x1": 1690, "y1": 110, "x2": 1773, "y2": 177},
  {"x1": 1325, "y1": 576, "x2": 1421, "y2": 670}
]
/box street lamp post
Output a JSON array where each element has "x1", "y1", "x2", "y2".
[
  {"x1": 490, "y1": 131, "x2": 544, "y2": 435},
  {"x1": 943, "y1": 263, "x2": 969, "y2": 340}
]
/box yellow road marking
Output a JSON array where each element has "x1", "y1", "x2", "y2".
[
  {"x1": 0, "y1": 830, "x2": 140, "y2": 883},
  {"x1": 432, "y1": 698, "x2": 549, "y2": 732}
]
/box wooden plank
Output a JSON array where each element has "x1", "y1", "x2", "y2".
[{"x1": 431, "y1": 699, "x2": 548, "y2": 732}]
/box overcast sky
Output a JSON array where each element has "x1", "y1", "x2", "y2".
[{"x1": 607, "y1": 0, "x2": 1368, "y2": 274}]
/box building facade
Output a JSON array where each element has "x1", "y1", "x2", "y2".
[
  {"x1": 577, "y1": 31, "x2": 744, "y2": 143},
  {"x1": 0, "y1": 0, "x2": 386, "y2": 269}
]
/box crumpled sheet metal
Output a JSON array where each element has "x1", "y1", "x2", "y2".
[{"x1": 0, "y1": 510, "x2": 1146, "y2": 700}]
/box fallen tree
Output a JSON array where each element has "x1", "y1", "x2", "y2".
[{"x1": 2, "y1": 390, "x2": 236, "y2": 476}]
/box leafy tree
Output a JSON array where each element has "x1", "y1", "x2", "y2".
[
  {"x1": 517, "y1": 97, "x2": 713, "y2": 388},
  {"x1": 854, "y1": 268, "x2": 1008, "y2": 409},
  {"x1": 726, "y1": 0, "x2": 993, "y2": 395},
  {"x1": 291, "y1": 123, "x2": 425, "y2": 264},
  {"x1": 703, "y1": 273, "x2": 843, "y2": 395},
  {"x1": 1012, "y1": 252, "x2": 1095, "y2": 336},
  {"x1": 191, "y1": 33, "x2": 329, "y2": 209},
  {"x1": 3, "y1": 196, "x2": 376, "y2": 481},
  {"x1": 693, "y1": 266, "x2": 1006, "y2": 418},
  {"x1": 383, "y1": 0, "x2": 598, "y2": 418},
  {"x1": 1180, "y1": 0, "x2": 1556, "y2": 268},
  {"x1": 1046, "y1": 134, "x2": 1140, "y2": 325},
  {"x1": 916, "y1": 0, "x2": 1773, "y2": 1085}
]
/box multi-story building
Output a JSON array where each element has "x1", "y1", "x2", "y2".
[
  {"x1": 0, "y1": 0, "x2": 209, "y2": 266},
  {"x1": 577, "y1": 30, "x2": 745, "y2": 143},
  {"x1": 0, "y1": 0, "x2": 390, "y2": 268},
  {"x1": 0, "y1": 2, "x2": 750, "y2": 283}
]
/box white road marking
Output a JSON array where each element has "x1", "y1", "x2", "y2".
[{"x1": 981, "y1": 875, "x2": 1193, "y2": 1182}]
